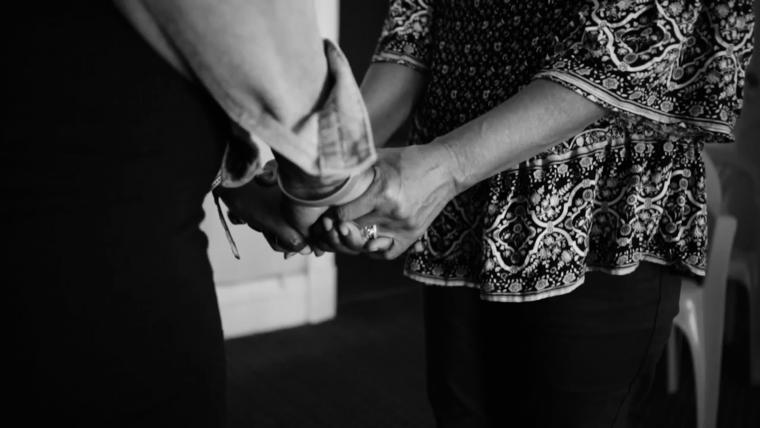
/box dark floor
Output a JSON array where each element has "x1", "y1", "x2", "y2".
[{"x1": 226, "y1": 256, "x2": 759, "y2": 428}]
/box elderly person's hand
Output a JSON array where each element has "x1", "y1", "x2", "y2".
[{"x1": 318, "y1": 144, "x2": 458, "y2": 259}]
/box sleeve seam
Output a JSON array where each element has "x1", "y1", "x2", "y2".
[{"x1": 535, "y1": 70, "x2": 735, "y2": 137}]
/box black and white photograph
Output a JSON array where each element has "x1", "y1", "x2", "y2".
[{"x1": 5, "y1": 1, "x2": 759, "y2": 427}]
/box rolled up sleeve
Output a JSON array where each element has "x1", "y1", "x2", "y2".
[
  {"x1": 123, "y1": 0, "x2": 376, "y2": 190},
  {"x1": 217, "y1": 39, "x2": 376, "y2": 188}
]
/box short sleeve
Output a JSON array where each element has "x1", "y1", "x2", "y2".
[
  {"x1": 535, "y1": 0, "x2": 755, "y2": 140},
  {"x1": 372, "y1": 0, "x2": 435, "y2": 72}
]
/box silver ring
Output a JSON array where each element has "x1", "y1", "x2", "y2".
[{"x1": 361, "y1": 224, "x2": 378, "y2": 240}]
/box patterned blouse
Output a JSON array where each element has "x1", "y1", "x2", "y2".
[{"x1": 372, "y1": 0, "x2": 754, "y2": 302}]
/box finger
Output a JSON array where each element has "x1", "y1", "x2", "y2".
[
  {"x1": 324, "y1": 228, "x2": 360, "y2": 255},
  {"x1": 227, "y1": 211, "x2": 246, "y2": 225},
  {"x1": 307, "y1": 217, "x2": 334, "y2": 252},
  {"x1": 245, "y1": 220, "x2": 263, "y2": 233},
  {"x1": 336, "y1": 221, "x2": 372, "y2": 252},
  {"x1": 382, "y1": 237, "x2": 413, "y2": 260},
  {"x1": 310, "y1": 238, "x2": 333, "y2": 253},
  {"x1": 261, "y1": 214, "x2": 309, "y2": 252},
  {"x1": 365, "y1": 236, "x2": 394, "y2": 253},
  {"x1": 265, "y1": 228, "x2": 308, "y2": 253},
  {"x1": 322, "y1": 216, "x2": 335, "y2": 232},
  {"x1": 274, "y1": 228, "x2": 308, "y2": 252},
  {"x1": 264, "y1": 233, "x2": 287, "y2": 253},
  {"x1": 352, "y1": 213, "x2": 394, "y2": 231}
]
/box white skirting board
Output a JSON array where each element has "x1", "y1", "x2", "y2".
[{"x1": 216, "y1": 254, "x2": 337, "y2": 339}]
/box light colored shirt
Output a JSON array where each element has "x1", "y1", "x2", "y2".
[{"x1": 116, "y1": 0, "x2": 375, "y2": 189}]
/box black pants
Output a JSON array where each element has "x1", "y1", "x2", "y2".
[
  {"x1": 424, "y1": 263, "x2": 681, "y2": 428},
  {"x1": 6, "y1": 3, "x2": 227, "y2": 426}
]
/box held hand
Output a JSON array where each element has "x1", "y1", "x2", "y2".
[
  {"x1": 215, "y1": 177, "x2": 313, "y2": 256},
  {"x1": 281, "y1": 201, "x2": 329, "y2": 255},
  {"x1": 331, "y1": 144, "x2": 458, "y2": 259},
  {"x1": 310, "y1": 216, "x2": 364, "y2": 255},
  {"x1": 310, "y1": 216, "x2": 394, "y2": 256},
  {"x1": 275, "y1": 157, "x2": 359, "y2": 255}
]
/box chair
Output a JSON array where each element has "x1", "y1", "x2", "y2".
[{"x1": 666, "y1": 151, "x2": 738, "y2": 428}]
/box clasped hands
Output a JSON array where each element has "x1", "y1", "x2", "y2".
[{"x1": 216, "y1": 144, "x2": 458, "y2": 260}]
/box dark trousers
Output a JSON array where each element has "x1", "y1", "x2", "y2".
[
  {"x1": 424, "y1": 263, "x2": 681, "y2": 428},
  {"x1": 6, "y1": 4, "x2": 228, "y2": 426}
]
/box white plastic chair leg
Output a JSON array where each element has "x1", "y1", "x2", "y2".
[
  {"x1": 691, "y1": 303, "x2": 725, "y2": 428},
  {"x1": 682, "y1": 317, "x2": 719, "y2": 428},
  {"x1": 678, "y1": 292, "x2": 723, "y2": 428}
]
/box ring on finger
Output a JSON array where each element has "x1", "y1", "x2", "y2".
[{"x1": 360, "y1": 224, "x2": 378, "y2": 240}]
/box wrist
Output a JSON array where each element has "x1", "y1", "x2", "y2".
[
  {"x1": 429, "y1": 138, "x2": 466, "y2": 196},
  {"x1": 276, "y1": 157, "x2": 347, "y2": 200},
  {"x1": 278, "y1": 162, "x2": 375, "y2": 207},
  {"x1": 416, "y1": 142, "x2": 460, "y2": 200}
]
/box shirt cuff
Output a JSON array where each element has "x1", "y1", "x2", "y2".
[{"x1": 217, "y1": 39, "x2": 376, "y2": 189}]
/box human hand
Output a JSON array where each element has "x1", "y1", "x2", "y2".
[
  {"x1": 274, "y1": 157, "x2": 350, "y2": 255},
  {"x1": 324, "y1": 144, "x2": 458, "y2": 259},
  {"x1": 215, "y1": 173, "x2": 315, "y2": 257},
  {"x1": 280, "y1": 201, "x2": 329, "y2": 255},
  {"x1": 305, "y1": 167, "x2": 385, "y2": 256},
  {"x1": 309, "y1": 216, "x2": 381, "y2": 256}
]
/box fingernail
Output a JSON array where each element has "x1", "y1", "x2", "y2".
[
  {"x1": 299, "y1": 247, "x2": 312, "y2": 255},
  {"x1": 284, "y1": 252, "x2": 294, "y2": 259},
  {"x1": 314, "y1": 249, "x2": 324, "y2": 257},
  {"x1": 339, "y1": 224, "x2": 349, "y2": 236}
]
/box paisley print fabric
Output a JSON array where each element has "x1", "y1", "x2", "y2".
[
  {"x1": 373, "y1": 0, "x2": 435, "y2": 71},
  {"x1": 373, "y1": 0, "x2": 753, "y2": 302}
]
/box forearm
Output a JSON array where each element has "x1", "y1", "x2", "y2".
[
  {"x1": 437, "y1": 79, "x2": 606, "y2": 194},
  {"x1": 361, "y1": 63, "x2": 427, "y2": 147}
]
